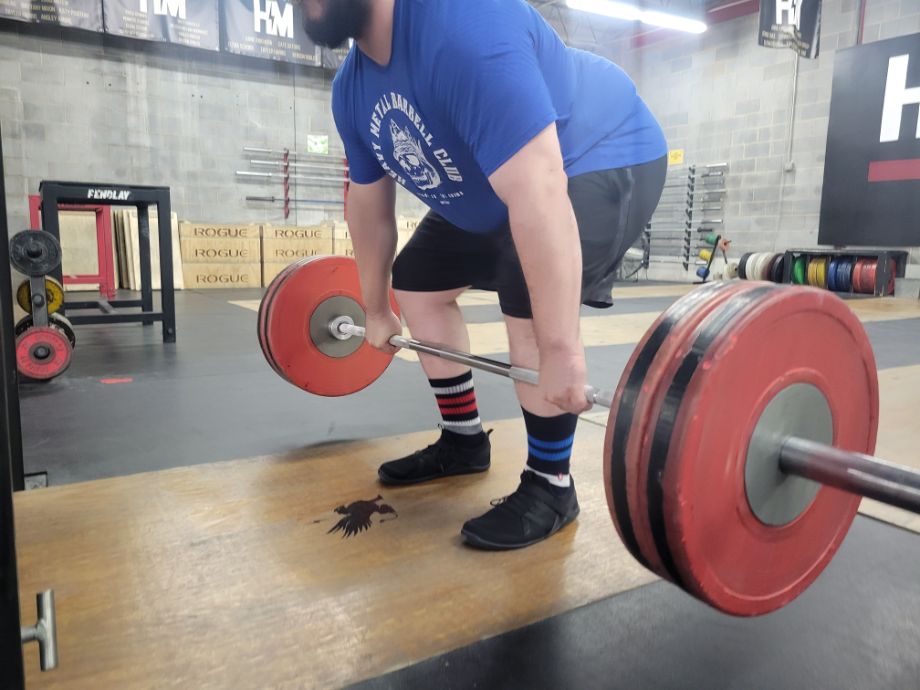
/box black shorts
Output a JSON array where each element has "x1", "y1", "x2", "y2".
[{"x1": 391, "y1": 155, "x2": 667, "y2": 319}]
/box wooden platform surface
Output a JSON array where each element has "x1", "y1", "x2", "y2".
[
  {"x1": 16, "y1": 288, "x2": 920, "y2": 688},
  {"x1": 16, "y1": 420, "x2": 655, "y2": 690},
  {"x1": 852, "y1": 364, "x2": 920, "y2": 531}
]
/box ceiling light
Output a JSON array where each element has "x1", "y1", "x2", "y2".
[{"x1": 565, "y1": 0, "x2": 708, "y2": 34}]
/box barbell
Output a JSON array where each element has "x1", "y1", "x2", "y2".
[{"x1": 258, "y1": 255, "x2": 920, "y2": 617}]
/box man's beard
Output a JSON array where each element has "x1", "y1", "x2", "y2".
[{"x1": 303, "y1": 0, "x2": 371, "y2": 49}]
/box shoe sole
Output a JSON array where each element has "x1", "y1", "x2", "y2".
[
  {"x1": 459, "y1": 506, "x2": 581, "y2": 551},
  {"x1": 377, "y1": 463, "x2": 490, "y2": 486}
]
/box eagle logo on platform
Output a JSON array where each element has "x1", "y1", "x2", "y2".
[
  {"x1": 327, "y1": 495, "x2": 398, "y2": 538},
  {"x1": 390, "y1": 121, "x2": 441, "y2": 191}
]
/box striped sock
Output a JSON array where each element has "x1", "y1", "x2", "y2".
[
  {"x1": 523, "y1": 407, "x2": 576, "y2": 493},
  {"x1": 430, "y1": 371, "x2": 485, "y2": 445}
]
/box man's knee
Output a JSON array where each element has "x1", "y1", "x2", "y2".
[{"x1": 394, "y1": 288, "x2": 466, "y2": 316}]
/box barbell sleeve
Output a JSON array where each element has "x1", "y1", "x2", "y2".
[
  {"x1": 780, "y1": 437, "x2": 920, "y2": 515},
  {"x1": 336, "y1": 322, "x2": 615, "y2": 409}
]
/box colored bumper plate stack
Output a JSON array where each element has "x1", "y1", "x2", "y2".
[{"x1": 792, "y1": 256, "x2": 807, "y2": 285}]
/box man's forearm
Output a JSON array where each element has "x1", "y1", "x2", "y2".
[
  {"x1": 344, "y1": 178, "x2": 399, "y2": 316},
  {"x1": 350, "y1": 215, "x2": 398, "y2": 316},
  {"x1": 507, "y1": 179, "x2": 583, "y2": 357}
]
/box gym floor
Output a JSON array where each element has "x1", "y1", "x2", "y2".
[{"x1": 13, "y1": 283, "x2": 920, "y2": 689}]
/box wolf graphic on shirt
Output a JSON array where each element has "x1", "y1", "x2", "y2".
[{"x1": 390, "y1": 120, "x2": 441, "y2": 191}]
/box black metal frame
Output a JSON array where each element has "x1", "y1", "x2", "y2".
[
  {"x1": 1, "y1": 125, "x2": 27, "y2": 689},
  {"x1": 38, "y1": 181, "x2": 177, "y2": 343}
]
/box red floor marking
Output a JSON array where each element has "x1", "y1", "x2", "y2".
[{"x1": 100, "y1": 377, "x2": 134, "y2": 384}]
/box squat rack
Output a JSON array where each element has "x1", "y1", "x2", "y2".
[{"x1": 37, "y1": 180, "x2": 177, "y2": 343}]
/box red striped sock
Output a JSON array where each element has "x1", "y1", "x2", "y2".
[{"x1": 429, "y1": 371, "x2": 484, "y2": 440}]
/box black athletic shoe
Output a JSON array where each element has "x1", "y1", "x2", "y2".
[
  {"x1": 460, "y1": 471, "x2": 579, "y2": 550},
  {"x1": 378, "y1": 429, "x2": 492, "y2": 485}
]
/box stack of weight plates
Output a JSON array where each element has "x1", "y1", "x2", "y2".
[
  {"x1": 792, "y1": 255, "x2": 807, "y2": 284},
  {"x1": 851, "y1": 258, "x2": 896, "y2": 295},
  {"x1": 806, "y1": 257, "x2": 830, "y2": 288},
  {"x1": 835, "y1": 258, "x2": 854, "y2": 292},
  {"x1": 737, "y1": 252, "x2": 787, "y2": 283},
  {"x1": 852, "y1": 259, "x2": 874, "y2": 294},
  {"x1": 827, "y1": 258, "x2": 839, "y2": 291},
  {"x1": 738, "y1": 253, "x2": 752, "y2": 280},
  {"x1": 768, "y1": 254, "x2": 786, "y2": 283}
]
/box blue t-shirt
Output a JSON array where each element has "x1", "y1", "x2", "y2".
[{"x1": 332, "y1": 0, "x2": 667, "y2": 233}]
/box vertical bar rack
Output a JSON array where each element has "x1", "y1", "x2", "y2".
[{"x1": 644, "y1": 162, "x2": 728, "y2": 274}]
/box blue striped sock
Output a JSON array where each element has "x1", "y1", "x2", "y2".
[{"x1": 522, "y1": 407, "x2": 577, "y2": 493}]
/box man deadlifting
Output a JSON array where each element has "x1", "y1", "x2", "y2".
[{"x1": 304, "y1": 0, "x2": 667, "y2": 550}]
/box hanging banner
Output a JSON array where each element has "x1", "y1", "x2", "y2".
[
  {"x1": 758, "y1": 0, "x2": 822, "y2": 59},
  {"x1": 819, "y1": 33, "x2": 920, "y2": 246},
  {"x1": 220, "y1": 0, "x2": 320, "y2": 65},
  {"x1": 0, "y1": 0, "x2": 31, "y2": 22},
  {"x1": 103, "y1": 0, "x2": 219, "y2": 50},
  {"x1": 0, "y1": 0, "x2": 102, "y2": 30},
  {"x1": 320, "y1": 44, "x2": 350, "y2": 71}
]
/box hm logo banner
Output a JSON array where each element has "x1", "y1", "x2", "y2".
[
  {"x1": 253, "y1": 0, "x2": 293, "y2": 37},
  {"x1": 775, "y1": 0, "x2": 801, "y2": 29},
  {"x1": 819, "y1": 33, "x2": 920, "y2": 247},
  {"x1": 880, "y1": 54, "x2": 920, "y2": 143},
  {"x1": 758, "y1": 0, "x2": 821, "y2": 59},
  {"x1": 140, "y1": 0, "x2": 185, "y2": 19}
]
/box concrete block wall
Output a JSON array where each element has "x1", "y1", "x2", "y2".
[
  {"x1": 617, "y1": 0, "x2": 920, "y2": 281},
  {"x1": 0, "y1": 22, "x2": 427, "y2": 238},
  {"x1": 3, "y1": 2, "x2": 920, "y2": 281}
]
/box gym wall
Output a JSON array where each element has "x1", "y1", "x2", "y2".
[
  {"x1": 2, "y1": 0, "x2": 919, "y2": 280},
  {"x1": 0, "y1": 21, "x2": 429, "y2": 237},
  {"x1": 619, "y1": 0, "x2": 920, "y2": 279}
]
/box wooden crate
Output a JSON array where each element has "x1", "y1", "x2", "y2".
[
  {"x1": 331, "y1": 221, "x2": 416, "y2": 257},
  {"x1": 113, "y1": 209, "x2": 184, "y2": 290},
  {"x1": 178, "y1": 222, "x2": 261, "y2": 240},
  {"x1": 262, "y1": 221, "x2": 334, "y2": 241},
  {"x1": 180, "y1": 237, "x2": 261, "y2": 264},
  {"x1": 332, "y1": 241, "x2": 356, "y2": 258},
  {"x1": 332, "y1": 222, "x2": 353, "y2": 258},
  {"x1": 396, "y1": 215, "x2": 422, "y2": 233},
  {"x1": 331, "y1": 235, "x2": 415, "y2": 257},
  {"x1": 262, "y1": 237, "x2": 335, "y2": 286},
  {"x1": 182, "y1": 263, "x2": 262, "y2": 289},
  {"x1": 262, "y1": 237, "x2": 333, "y2": 263}
]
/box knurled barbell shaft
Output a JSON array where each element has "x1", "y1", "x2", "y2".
[
  {"x1": 335, "y1": 322, "x2": 614, "y2": 408},
  {"x1": 334, "y1": 320, "x2": 920, "y2": 516},
  {"x1": 780, "y1": 437, "x2": 920, "y2": 515}
]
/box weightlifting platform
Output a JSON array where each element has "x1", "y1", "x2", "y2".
[
  {"x1": 15, "y1": 387, "x2": 920, "y2": 688},
  {"x1": 12, "y1": 287, "x2": 920, "y2": 688},
  {"x1": 15, "y1": 419, "x2": 654, "y2": 688}
]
